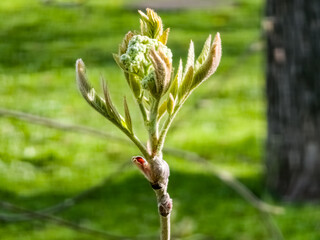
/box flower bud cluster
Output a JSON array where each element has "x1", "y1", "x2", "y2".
[
  {"x1": 75, "y1": 8, "x2": 222, "y2": 191},
  {"x1": 120, "y1": 35, "x2": 172, "y2": 77},
  {"x1": 119, "y1": 35, "x2": 172, "y2": 97}
]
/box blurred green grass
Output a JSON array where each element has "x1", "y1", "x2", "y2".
[{"x1": 0, "y1": 0, "x2": 319, "y2": 239}]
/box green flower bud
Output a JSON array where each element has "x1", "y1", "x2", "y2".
[{"x1": 120, "y1": 35, "x2": 172, "y2": 96}]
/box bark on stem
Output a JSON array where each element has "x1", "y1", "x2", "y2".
[
  {"x1": 147, "y1": 154, "x2": 172, "y2": 240},
  {"x1": 160, "y1": 215, "x2": 170, "y2": 240},
  {"x1": 153, "y1": 185, "x2": 172, "y2": 240}
]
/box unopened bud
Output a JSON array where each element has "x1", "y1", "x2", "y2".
[
  {"x1": 119, "y1": 35, "x2": 172, "y2": 99},
  {"x1": 149, "y1": 47, "x2": 172, "y2": 97},
  {"x1": 132, "y1": 156, "x2": 153, "y2": 182},
  {"x1": 158, "y1": 193, "x2": 173, "y2": 217}
]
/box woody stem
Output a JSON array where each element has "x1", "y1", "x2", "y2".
[
  {"x1": 153, "y1": 175, "x2": 172, "y2": 240},
  {"x1": 160, "y1": 215, "x2": 170, "y2": 240}
]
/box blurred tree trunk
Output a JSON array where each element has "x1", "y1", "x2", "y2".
[{"x1": 265, "y1": 0, "x2": 320, "y2": 201}]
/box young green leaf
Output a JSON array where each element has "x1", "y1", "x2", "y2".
[
  {"x1": 113, "y1": 53, "x2": 126, "y2": 71},
  {"x1": 75, "y1": 59, "x2": 110, "y2": 119},
  {"x1": 143, "y1": 96, "x2": 151, "y2": 106},
  {"x1": 149, "y1": 48, "x2": 166, "y2": 94},
  {"x1": 159, "y1": 28, "x2": 170, "y2": 45},
  {"x1": 170, "y1": 59, "x2": 183, "y2": 98},
  {"x1": 123, "y1": 96, "x2": 133, "y2": 133},
  {"x1": 119, "y1": 31, "x2": 134, "y2": 55},
  {"x1": 195, "y1": 34, "x2": 212, "y2": 71},
  {"x1": 192, "y1": 32, "x2": 222, "y2": 89},
  {"x1": 184, "y1": 41, "x2": 194, "y2": 78},
  {"x1": 178, "y1": 66, "x2": 194, "y2": 100},
  {"x1": 129, "y1": 74, "x2": 142, "y2": 99},
  {"x1": 149, "y1": 48, "x2": 172, "y2": 97},
  {"x1": 167, "y1": 93, "x2": 175, "y2": 115},
  {"x1": 158, "y1": 100, "x2": 167, "y2": 120},
  {"x1": 138, "y1": 8, "x2": 163, "y2": 39},
  {"x1": 102, "y1": 78, "x2": 122, "y2": 123}
]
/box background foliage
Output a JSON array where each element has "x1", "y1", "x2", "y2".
[{"x1": 0, "y1": 0, "x2": 319, "y2": 239}]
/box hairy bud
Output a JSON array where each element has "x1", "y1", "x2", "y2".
[{"x1": 132, "y1": 156, "x2": 153, "y2": 182}]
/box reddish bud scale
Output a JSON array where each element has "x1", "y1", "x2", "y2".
[
  {"x1": 132, "y1": 156, "x2": 154, "y2": 183},
  {"x1": 135, "y1": 156, "x2": 146, "y2": 165}
]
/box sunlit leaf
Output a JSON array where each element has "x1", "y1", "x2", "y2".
[
  {"x1": 178, "y1": 66, "x2": 194, "y2": 100},
  {"x1": 170, "y1": 59, "x2": 183, "y2": 98},
  {"x1": 195, "y1": 34, "x2": 212, "y2": 71},
  {"x1": 158, "y1": 100, "x2": 167, "y2": 120},
  {"x1": 123, "y1": 96, "x2": 133, "y2": 133},
  {"x1": 167, "y1": 93, "x2": 175, "y2": 115},
  {"x1": 184, "y1": 41, "x2": 194, "y2": 78},
  {"x1": 75, "y1": 59, "x2": 110, "y2": 119},
  {"x1": 192, "y1": 33, "x2": 221, "y2": 89},
  {"x1": 102, "y1": 77, "x2": 122, "y2": 123},
  {"x1": 159, "y1": 28, "x2": 170, "y2": 45}
]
